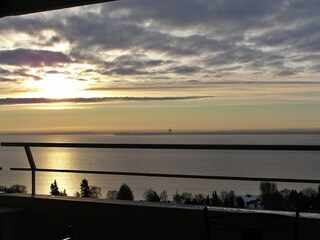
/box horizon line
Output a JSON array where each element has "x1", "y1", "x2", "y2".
[{"x1": 2, "y1": 128, "x2": 320, "y2": 136}]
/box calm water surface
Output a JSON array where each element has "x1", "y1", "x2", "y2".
[{"x1": 1, "y1": 134, "x2": 320, "y2": 200}]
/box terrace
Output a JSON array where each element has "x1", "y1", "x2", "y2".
[{"x1": 0, "y1": 142, "x2": 320, "y2": 240}]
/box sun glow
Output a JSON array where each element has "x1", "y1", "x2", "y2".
[{"x1": 28, "y1": 74, "x2": 91, "y2": 98}]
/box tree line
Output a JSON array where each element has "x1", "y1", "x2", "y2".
[
  {"x1": 0, "y1": 184, "x2": 27, "y2": 194},
  {"x1": 50, "y1": 179, "x2": 134, "y2": 200},
  {"x1": 4, "y1": 180, "x2": 320, "y2": 213},
  {"x1": 49, "y1": 179, "x2": 320, "y2": 212}
]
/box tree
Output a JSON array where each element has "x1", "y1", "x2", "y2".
[
  {"x1": 302, "y1": 187, "x2": 317, "y2": 198},
  {"x1": 173, "y1": 190, "x2": 193, "y2": 204},
  {"x1": 106, "y1": 190, "x2": 118, "y2": 200},
  {"x1": 194, "y1": 193, "x2": 205, "y2": 205},
  {"x1": 90, "y1": 186, "x2": 102, "y2": 198},
  {"x1": 236, "y1": 196, "x2": 245, "y2": 208},
  {"x1": 173, "y1": 189, "x2": 182, "y2": 203},
  {"x1": 143, "y1": 189, "x2": 160, "y2": 202},
  {"x1": 315, "y1": 186, "x2": 320, "y2": 211},
  {"x1": 50, "y1": 180, "x2": 60, "y2": 196},
  {"x1": 116, "y1": 183, "x2": 134, "y2": 200},
  {"x1": 80, "y1": 179, "x2": 91, "y2": 198},
  {"x1": 7, "y1": 184, "x2": 27, "y2": 193},
  {"x1": 294, "y1": 191, "x2": 310, "y2": 212},
  {"x1": 260, "y1": 182, "x2": 277, "y2": 196},
  {"x1": 260, "y1": 182, "x2": 281, "y2": 210},
  {"x1": 160, "y1": 190, "x2": 168, "y2": 202},
  {"x1": 211, "y1": 191, "x2": 222, "y2": 206},
  {"x1": 205, "y1": 195, "x2": 210, "y2": 206},
  {"x1": 221, "y1": 190, "x2": 236, "y2": 207},
  {"x1": 61, "y1": 189, "x2": 67, "y2": 196}
]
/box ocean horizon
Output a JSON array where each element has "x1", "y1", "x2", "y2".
[{"x1": 2, "y1": 128, "x2": 320, "y2": 136}]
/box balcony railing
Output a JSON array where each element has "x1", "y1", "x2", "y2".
[{"x1": 1, "y1": 142, "x2": 320, "y2": 196}]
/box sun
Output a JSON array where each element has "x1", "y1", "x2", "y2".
[{"x1": 29, "y1": 74, "x2": 89, "y2": 99}]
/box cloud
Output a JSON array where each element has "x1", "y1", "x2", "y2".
[
  {"x1": 0, "y1": 48, "x2": 71, "y2": 67},
  {"x1": 11, "y1": 69, "x2": 42, "y2": 80},
  {"x1": 104, "y1": 67, "x2": 149, "y2": 76},
  {"x1": 108, "y1": 55, "x2": 167, "y2": 68},
  {"x1": 0, "y1": 96, "x2": 212, "y2": 105},
  {"x1": 309, "y1": 64, "x2": 320, "y2": 73},
  {"x1": 102, "y1": 0, "x2": 281, "y2": 32},
  {"x1": 188, "y1": 80, "x2": 320, "y2": 85},
  {"x1": 0, "y1": 67, "x2": 10, "y2": 74},
  {"x1": 86, "y1": 85, "x2": 199, "y2": 91},
  {"x1": 1, "y1": 0, "x2": 320, "y2": 91},
  {"x1": 275, "y1": 69, "x2": 297, "y2": 77},
  {"x1": 100, "y1": 54, "x2": 172, "y2": 76},
  {"x1": 0, "y1": 67, "x2": 43, "y2": 83},
  {"x1": 0, "y1": 77, "x2": 13, "y2": 82},
  {"x1": 168, "y1": 66, "x2": 202, "y2": 74}
]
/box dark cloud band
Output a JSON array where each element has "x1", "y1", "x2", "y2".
[
  {"x1": 0, "y1": 96, "x2": 212, "y2": 105},
  {"x1": 0, "y1": 48, "x2": 71, "y2": 67}
]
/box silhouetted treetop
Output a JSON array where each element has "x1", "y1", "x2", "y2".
[
  {"x1": 80, "y1": 179, "x2": 91, "y2": 198},
  {"x1": 50, "y1": 180, "x2": 60, "y2": 196},
  {"x1": 116, "y1": 183, "x2": 134, "y2": 200}
]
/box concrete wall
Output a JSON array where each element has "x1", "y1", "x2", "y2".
[
  {"x1": 0, "y1": 194, "x2": 320, "y2": 240},
  {"x1": 0, "y1": 194, "x2": 205, "y2": 240}
]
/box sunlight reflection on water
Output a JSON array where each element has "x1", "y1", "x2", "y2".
[{"x1": 35, "y1": 148, "x2": 78, "y2": 195}]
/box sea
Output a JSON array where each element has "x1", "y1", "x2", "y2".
[{"x1": 0, "y1": 133, "x2": 320, "y2": 200}]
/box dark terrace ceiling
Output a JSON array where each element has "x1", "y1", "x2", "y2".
[{"x1": 0, "y1": 0, "x2": 116, "y2": 18}]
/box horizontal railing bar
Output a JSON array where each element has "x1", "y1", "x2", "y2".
[
  {"x1": 10, "y1": 168, "x2": 320, "y2": 184},
  {"x1": 2, "y1": 142, "x2": 320, "y2": 151}
]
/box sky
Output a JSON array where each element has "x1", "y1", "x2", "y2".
[{"x1": 1, "y1": 0, "x2": 320, "y2": 133}]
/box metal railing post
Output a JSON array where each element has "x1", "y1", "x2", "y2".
[{"x1": 24, "y1": 146, "x2": 36, "y2": 196}]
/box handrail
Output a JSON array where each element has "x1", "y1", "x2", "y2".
[
  {"x1": 2, "y1": 142, "x2": 320, "y2": 151},
  {"x1": 1, "y1": 142, "x2": 320, "y2": 196},
  {"x1": 9, "y1": 168, "x2": 320, "y2": 184}
]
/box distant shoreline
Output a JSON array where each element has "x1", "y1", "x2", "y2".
[
  {"x1": 114, "y1": 130, "x2": 320, "y2": 136},
  {"x1": 2, "y1": 129, "x2": 320, "y2": 136}
]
